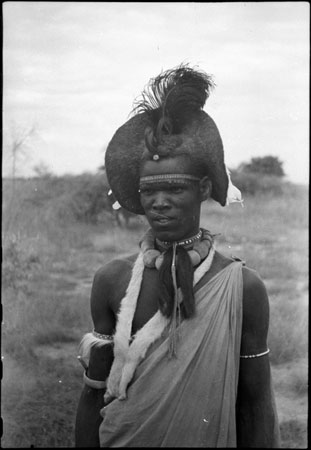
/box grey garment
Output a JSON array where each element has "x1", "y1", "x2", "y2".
[{"x1": 99, "y1": 262, "x2": 278, "y2": 447}]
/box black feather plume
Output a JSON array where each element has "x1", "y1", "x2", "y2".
[{"x1": 132, "y1": 64, "x2": 215, "y2": 148}]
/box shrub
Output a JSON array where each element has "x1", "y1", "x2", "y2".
[
  {"x1": 2, "y1": 235, "x2": 42, "y2": 289},
  {"x1": 240, "y1": 155, "x2": 285, "y2": 177},
  {"x1": 4, "y1": 172, "x2": 113, "y2": 225},
  {"x1": 65, "y1": 173, "x2": 110, "y2": 223},
  {"x1": 230, "y1": 170, "x2": 286, "y2": 196}
]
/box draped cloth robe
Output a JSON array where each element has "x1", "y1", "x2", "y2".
[{"x1": 98, "y1": 261, "x2": 277, "y2": 447}]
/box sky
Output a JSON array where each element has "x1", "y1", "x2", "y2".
[{"x1": 3, "y1": 1, "x2": 309, "y2": 183}]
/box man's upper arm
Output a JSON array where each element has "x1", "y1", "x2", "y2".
[
  {"x1": 236, "y1": 267, "x2": 280, "y2": 447},
  {"x1": 90, "y1": 264, "x2": 116, "y2": 335},
  {"x1": 90, "y1": 258, "x2": 134, "y2": 335},
  {"x1": 239, "y1": 266, "x2": 272, "y2": 399},
  {"x1": 240, "y1": 266, "x2": 270, "y2": 357}
]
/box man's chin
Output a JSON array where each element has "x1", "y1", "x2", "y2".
[{"x1": 151, "y1": 228, "x2": 184, "y2": 243}]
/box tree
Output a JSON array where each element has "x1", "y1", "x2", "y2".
[
  {"x1": 240, "y1": 156, "x2": 285, "y2": 177},
  {"x1": 33, "y1": 162, "x2": 54, "y2": 179},
  {"x1": 4, "y1": 122, "x2": 38, "y2": 195}
]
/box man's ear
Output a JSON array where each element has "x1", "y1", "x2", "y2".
[{"x1": 199, "y1": 176, "x2": 212, "y2": 201}]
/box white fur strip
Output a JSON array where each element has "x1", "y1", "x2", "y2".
[
  {"x1": 105, "y1": 253, "x2": 145, "y2": 400},
  {"x1": 114, "y1": 252, "x2": 145, "y2": 354},
  {"x1": 193, "y1": 245, "x2": 215, "y2": 286},
  {"x1": 104, "y1": 357, "x2": 125, "y2": 403},
  {"x1": 78, "y1": 332, "x2": 112, "y2": 362},
  {"x1": 118, "y1": 311, "x2": 169, "y2": 399},
  {"x1": 105, "y1": 247, "x2": 216, "y2": 401}
]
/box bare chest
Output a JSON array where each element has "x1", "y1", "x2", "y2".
[
  {"x1": 131, "y1": 268, "x2": 161, "y2": 335},
  {"x1": 111, "y1": 252, "x2": 233, "y2": 336}
]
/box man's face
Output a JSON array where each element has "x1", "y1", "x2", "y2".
[{"x1": 139, "y1": 157, "x2": 203, "y2": 242}]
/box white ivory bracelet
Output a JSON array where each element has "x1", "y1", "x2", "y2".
[{"x1": 83, "y1": 371, "x2": 107, "y2": 389}]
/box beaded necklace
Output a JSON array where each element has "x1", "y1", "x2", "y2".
[
  {"x1": 140, "y1": 228, "x2": 215, "y2": 270},
  {"x1": 157, "y1": 229, "x2": 203, "y2": 248},
  {"x1": 139, "y1": 227, "x2": 216, "y2": 357}
]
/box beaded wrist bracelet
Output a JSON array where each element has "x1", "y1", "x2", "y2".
[{"x1": 240, "y1": 348, "x2": 270, "y2": 359}]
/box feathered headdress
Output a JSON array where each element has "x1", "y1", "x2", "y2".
[
  {"x1": 105, "y1": 64, "x2": 236, "y2": 214},
  {"x1": 132, "y1": 65, "x2": 215, "y2": 157}
]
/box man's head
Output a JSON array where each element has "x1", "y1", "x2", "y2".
[
  {"x1": 105, "y1": 64, "x2": 241, "y2": 220},
  {"x1": 139, "y1": 154, "x2": 211, "y2": 241}
]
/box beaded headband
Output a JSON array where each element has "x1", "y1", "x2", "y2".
[{"x1": 139, "y1": 174, "x2": 200, "y2": 187}]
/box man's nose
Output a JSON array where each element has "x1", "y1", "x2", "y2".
[{"x1": 152, "y1": 191, "x2": 170, "y2": 210}]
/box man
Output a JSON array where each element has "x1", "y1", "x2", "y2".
[{"x1": 75, "y1": 64, "x2": 280, "y2": 447}]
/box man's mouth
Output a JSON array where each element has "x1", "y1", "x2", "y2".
[
  {"x1": 156, "y1": 217, "x2": 171, "y2": 224},
  {"x1": 149, "y1": 213, "x2": 173, "y2": 224}
]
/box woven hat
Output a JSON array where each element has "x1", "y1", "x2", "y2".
[{"x1": 105, "y1": 64, "x2": 235, "y2": 215}]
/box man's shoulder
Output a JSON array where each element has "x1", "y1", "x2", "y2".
[
  {"x1": 94, "y1": 253, "x2": 139, "y2": 283},
  {"x1": 90, "y1": 253, "x2": 140, "y2": 317},
  {"x1": 215, "y1": 251, "x2": 268, "y2": 305},
  {"x1": 240, "y1": 265, "x2": 269, "y2": 335},
  {"x1": 216, "y1": 250, "x2": 265, "y2": 290},
  {"x1": 241, "y1": 265, "x2": 267, "y2": 295}
]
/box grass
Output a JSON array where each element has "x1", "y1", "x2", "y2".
[
  {"x1": 200, "y1": 192, "x2": 308, "y2": 367},
  {"x1": 1, "y1": 179, "x2": 308, "y2": 447}
]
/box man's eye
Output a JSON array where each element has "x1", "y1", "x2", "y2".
[
  {"x1": 170, "y1": 187, "x2": 184, "y2": 194},
  {"x1": 140, "y1": 188, "x2": 153, "y2": 195}
]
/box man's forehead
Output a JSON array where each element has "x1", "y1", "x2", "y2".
[{"x1": 140, "y1": 155, "x2": 197, "y2": 176}]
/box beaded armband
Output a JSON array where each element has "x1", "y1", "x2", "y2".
[
  {"x1": 92, "y1": 330, "x2": 114, "y2": 341},
  {"x1": 240, "y1": 348, "x2": 270, "y2": 359},
  {"x1": 78, "y1": 330, "x2": 114, "y2": 365}
]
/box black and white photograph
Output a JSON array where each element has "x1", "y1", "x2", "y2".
[{"x1": 2, "y1": 2, "x2": 308, "y2": 448}]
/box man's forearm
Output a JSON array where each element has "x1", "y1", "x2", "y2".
[
  {"x1": 75, "y1": 342, "x2": 114, "y2": 447},
  {"x1": 75, "y1": 385, "x2": 105, "y2": 447},
  {"x1": 236, "y1": 398, "x2": 279, "y2": 448}
]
